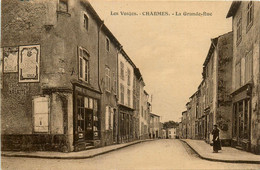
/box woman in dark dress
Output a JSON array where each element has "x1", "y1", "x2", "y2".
[{"x1": 211, "y1": 124, "x2": 221, "y2": 153}]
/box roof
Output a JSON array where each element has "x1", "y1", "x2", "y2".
[
  {"x1": 134, "y1": 67, "x2": 145, "y2": 85},
  {"x1": 226, "y1": 1, "x2": 241, "y2": 18},
  {"x1": 144, "y1": 90, "x2": 149, "y2": 95},
  {"x1": 182, "y1": 111, "x2": 187, "y2": 115},
  {"x1": 203, "y1": 38, "x2": 218, "y2": 67},
  {"x1": 120, "y1": 48, "x2": 137, "y2": 68}
]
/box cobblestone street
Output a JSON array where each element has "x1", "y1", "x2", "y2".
[{"x1": 2, "y1": 140, "x2": 259, "y2": 170}]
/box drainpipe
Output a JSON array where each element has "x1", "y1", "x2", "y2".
[
  {"x1": 117, "y1": 45, "x2": 123, "y2": 144},
  {"x1": 98, "y1": 20, "x2": 104, "y2": 92},
  {"x1": 211, "y1": 38, "x2": 218, "y2": 126}
]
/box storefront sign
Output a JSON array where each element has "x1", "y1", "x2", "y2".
[
  {"x1": 3, "y1": 47, "x2": 18, "y2": 73},
  {"x1": 19, "y1": 45, "x2": 40, "y2": 82}
]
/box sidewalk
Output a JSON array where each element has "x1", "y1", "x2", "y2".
[
  {"x1": 2, "y1": 139, "x2": 153, "y2": 159},
  {"x1": 181, "y1": 139, "x2": 260, "y2": 164}
]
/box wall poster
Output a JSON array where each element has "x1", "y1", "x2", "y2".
[
  {"x1": 3, "y1": 47, "x2": 18, "y2": 73},
  {"x1": 19, "y1": 45, "x2": 40, "y2": 82}
]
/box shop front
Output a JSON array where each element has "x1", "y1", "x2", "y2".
[
  {"x1": 73, "y1": 84, "x2": 102, "y2": 151},
  {"x1": 118, "y1": 104, "x2": 134, "y2": 143},
  {"x1": 231, "y1": 84, "x2": 251, "y2": 151}
]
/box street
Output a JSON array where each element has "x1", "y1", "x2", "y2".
[{"x1": 2, "y1": 139, "x2": 260, "y2": 170}]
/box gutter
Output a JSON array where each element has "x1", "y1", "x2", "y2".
[{"x1": 98, "y1": 20, "x2": 104, "y2": 92}]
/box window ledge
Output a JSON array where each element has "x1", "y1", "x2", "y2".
[{"x1": 57, "y1": 10, "x2": 71, "y2": 17}]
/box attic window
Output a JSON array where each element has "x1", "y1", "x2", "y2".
[{"x1": 58, "y1": 0, "x2": 68, "y2": 12}]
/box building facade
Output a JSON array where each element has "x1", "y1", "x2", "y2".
[
  {"x1": 149, "y1": 113, "x2": 160, "y2": 138},
  {"x1": 227, "y1": 1, "x2": 260, "y2": 154},
  {"x1": 1, "y1": 0, "x2": 112, "y2": 152},
  {"x1": 1, "y1": 0, "x2": 154, "y2": 152},
  {"x1": 117, "y1": 50, "x2": 135, "y2": 143},
  {"x1": 139, "y1": 89, "x2": 149, "y2": 139}
]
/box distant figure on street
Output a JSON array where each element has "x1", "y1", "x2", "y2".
[{"x1": 211, "y1": 124, "x2": 221, "y2": 153}]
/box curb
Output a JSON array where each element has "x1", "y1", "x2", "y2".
[
  {"x1": 180, "y1": 139, "x2": 260, "y2": 164},
  {"x1": 1, "y1": 140, "x2": 152, "y2": 160}
]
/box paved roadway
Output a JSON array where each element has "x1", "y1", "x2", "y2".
[{"x1": 2, "y1": 139, "x2": 260, "y2": 170}]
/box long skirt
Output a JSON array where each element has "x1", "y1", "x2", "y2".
[{"x1": 213, "y1": 139, "x2": 221, "y2": 151}]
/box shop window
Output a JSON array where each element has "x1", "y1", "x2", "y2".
[
  {"x1": 247, "y1": 1, "x2": 253, "y2": 31},
  {"x1": 105, "y1": 67, "x2": 111, "y2": 92},
  {"x1": 33, "y1": 96, "x2": 50, "y2": 133},
  {"x1": 78, "y1": 47, "x2": 89, "y2": 82},
  {"x1": 77, "y1": 95, "x2": 99, "y2": 140}
]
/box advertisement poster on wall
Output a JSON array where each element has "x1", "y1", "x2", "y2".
[
  {"x1": 19, "y1": 45, "x2": 40, "y2": 82},
  {"x1": 3, "y1": 47, "x2": 18, "y2": 73}
]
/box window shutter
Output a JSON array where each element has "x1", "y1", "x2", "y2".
[
  {"x1": 33, "y1": 96, "x2": 49, "y2": 133},
  {"x1": 105, "y1": 106, "x2": 109, "y2": 130}
]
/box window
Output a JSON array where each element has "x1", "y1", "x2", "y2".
[
  {"x1": 236, "y1": 16, "x2": 242, "y2": 45},
  {"x1": 127, "y1": 68, "x2": 131, "y2": 86},
  {"x1": 106, "y1": 37, "x2": 110, "y2": 52},
  {"x1": 58, "y1": 0, "x2": 68, "y2": 12},
  {"x1": 247, "y1": 1, "x2": 253, "y2": 30},
  {"x1": 105, "y1": 106, "x2": 113, "y2": 130},
  {"x1": 245, "y1": 50, "x2": 253, "y2": 83},
  {"x1": 79, "y1": 47, "x2": 89, "y2": 82},
  {"x1": 141, "y1": 106, "x2": 143, "y2": 117},
  {"x1": 235, "y1": 62, "x2": 241, "y2": 89},
  {"x1": 120, "y1": 62, "x2": 124, "y2": 80},
  {"x1": 120, "y1": 84, "x2": 124, "y2": 104},
  {"x1": 84, "y1": 14, "x2": 89, "y2": 31},
  {"x1": 241, "y1": 57, "x2": 245, "y2": 86},
  {"x1": 112, "y1": 72, "x2": 117, "y2": 94},
  {"x1": 33, "y1": 96, "x2": 50, "y2": 133},
  {"x1": 105, "y1": 67, "x2": 111, "y2": 92},
  {"x1": 127, "y1": 89, "x2": 131, "y2": 106}
]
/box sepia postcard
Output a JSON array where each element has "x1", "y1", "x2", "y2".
[{"x1": 1, "y1": 0, "x2": 260, "y2": 169}]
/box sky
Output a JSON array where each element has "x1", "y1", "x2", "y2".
[{"x1": 89, "y1": 0, "x2": 232, "y2": 122}]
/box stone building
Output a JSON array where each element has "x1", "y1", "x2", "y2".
[
  {"x1": 189, "y1": 92, "x2": 198, "y2": 139},
  {"x1": 227, "y1": 1, "x2": 260, "y2": 154},
  {"x1": 117, "y1": 49, "x2": 135, "y2": 143},
  {"x1": 1, "y1": 0, "x2": 140, "y2": 152},
  {"x1": 181, "y1": 111, "x2": 187, "y2": 139},
  {"x1": 139, "y1": 90, "x2": 150, "y2": 139},
  {"x1": 133, "y1": 68, "x2": 142, "y2": 140},
  {"x1": 200, "y1": 32, "x2": 233, "y2": 144},
  {"x1": 186, "y1": 102, "x2": 192, "y2": 139},
  {"x1": 149, "y1": 113, "x2": 160, "y2": 138}
]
